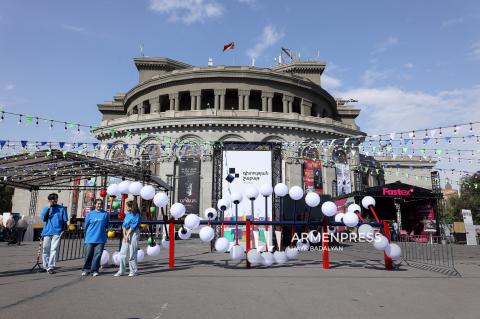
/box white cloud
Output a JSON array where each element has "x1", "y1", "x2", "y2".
[
  {"x1": 4, "y1": 84, "x2": 14, "y2": 91},
  {"x1": 470, "y1": 42, "x2": 480, "y2": 61},
  {"x1": 321, "y1": 73, "x2": 342, "y2": 90},
  {"x1": 404, "y1": 63, "x2": 414, "y2": 69},
  {"x1": 62, "y1": 24, "x2": 85, "y2": 32},
  {"x1": 337, "y1": 85, "x2": 480, "y2": 134},
  {"x1": 441, "y1": 17, "x2": 464, "y2": 28},
  {"x1": 149, "y1": 0, "x2": 223, "y2": 24},
  {"x1": 361, "y1": 68, "x2": 389, "y2": 86},
  {"x1": 246, "y1": 25, "x2": 284, "y2": 60},
  {"x1": 371, "y1": 36, "x2": 398, "y2": 55}
]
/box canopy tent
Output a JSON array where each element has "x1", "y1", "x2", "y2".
[{"x1": 0, "y1": 150, "x2": 172, "y2": 191}]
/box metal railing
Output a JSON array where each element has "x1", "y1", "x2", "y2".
[
  {"x1": 57, "y1": 229, "x2": 85, "y2": 261},
  {"x1": 398, "y1": 235, "x2": 459, "y2": 276}
]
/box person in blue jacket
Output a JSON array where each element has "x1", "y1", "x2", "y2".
[
  {"x1": 82, "y1": 199, "x2": 109, "y2": 277},
  {"x1": 115, "y1": 200, "x2": 141, "y2": 277},
  {"x1": 41, "y1": 193, "x2": 68, "y2": 274}
]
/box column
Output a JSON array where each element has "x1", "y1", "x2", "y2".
[
  {"x1": 239, "y1": 90, "x2": 250, "y2": 110},
  {"x1": 301, "y1": 98, "x2": 312, "y2": 116},
  {"x1": 215, "y1": 89, "x2": 226, "y2": 111},
  {"x1": 238, "y1": 94, "x2": 244, "y2": 110},
  {"x1": 190, "y1": 93, "x2": 195, "y2": 111},
  {"x1": 169, "y1": 93, "x2": 177, "y2": 111},
  {"x1": 262, "y1": 92, "x2": 273, "y2": 112},
  {"x1": 196, "y1": 92, "x2": 201, "y2": 110},
  {"x1": 150, "y1": 97, "x2": 160, "y2": 113},
  {"x1": 138, "y1": 104, "x2": 144, "y2": 115},
  {"x1": 282, "y1": 95, "x2": 293, "y2": 113},
  {"x1": 214, "y1": 94, "x2": 220, "y2": 110}
]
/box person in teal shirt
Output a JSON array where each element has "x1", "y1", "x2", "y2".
[
  {"x1": 41, "y1": 193, "x2": 68, "y2": 274},
  {"x1": 115, "y1": 200, "x2": 141, "y2": 277},
  {"x1": 82, "y1": 199, "x2": 109, "y2": 277}
]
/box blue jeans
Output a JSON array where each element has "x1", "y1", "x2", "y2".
[{"x1": 82, "y1": 243, "x2": 104, "y2": 273}]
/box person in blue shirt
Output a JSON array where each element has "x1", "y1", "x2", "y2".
[
  {"x1": 115, "y1": 200, "x2": 141, "y2": 277},
  {"x1": 82, "y1": 199, "x2": 109, "y2": 277},
  {"x1": 41, "y1": 193, "x2": 68, "y2": 274}
]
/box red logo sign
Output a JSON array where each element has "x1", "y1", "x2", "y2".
[{"x1": 382, "y1": 188, "x2": 414, "y2": 196}]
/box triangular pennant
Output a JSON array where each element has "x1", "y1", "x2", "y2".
[
  {"x1": 21, "y1": 140, "x2": 27, "y2": 148},
  {"x1": 59, "y1": 142, "x2": 65, "y2": 149}
]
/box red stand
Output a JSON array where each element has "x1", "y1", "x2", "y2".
[
  {"x1": 169, "y1": 218, "x2": 175, "y2": 269},
  {"x1": 322, "y1": 221, "x2": 329, "y2": 269},
  {"x1": 369, "y1": 206, "x2": 380, "y2": 222},
  {"x1": 355, "y1": 211, "x2": 365, "y2": 222},
  {"x1": 383, "y1": 220, "x2": 393, "y2": 270},
  {"x1": 246, "y1": 219, "x2": 251, "y2": 268}
]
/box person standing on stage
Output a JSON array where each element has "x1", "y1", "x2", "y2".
[
  {"x1": 41, "y1": 193, "x2": 68, "y2": 274},
  {"x1": 82, "y1": 199, "x2": 109, "y2": 277},
  {"x1": 115, "y1": 200, "x2": 141, "y2": 277}
]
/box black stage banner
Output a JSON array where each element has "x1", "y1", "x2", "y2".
[{"x1": 177, "y1": 158, "x2": 201, "y2": 214}]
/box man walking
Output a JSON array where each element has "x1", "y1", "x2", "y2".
[
  {"x1": 16, "y1": 215, "x2": 28, "y2": 245},
  {"x1": 41, "y1": 193, "x2": 68, "y2": 274}
]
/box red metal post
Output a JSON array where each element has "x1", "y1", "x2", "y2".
[
  {"x1": 246, "y1": 219, "x2": 251, "y2": 268},
  {"x1": 322, "y1": 221, "x2": 329, "y2": 269},
  {"x1": 369, "y1": 206, "x2": 380, "y2": 222},
  {"x1": 383, "y1": 220, "x2": 393, "y2": 270},
  {"x1": 169, "y1": 218, "x2": 175, "y2": 269},
  {"x1": 355, "y1": 211, "x2": 365, "y2": 222}
]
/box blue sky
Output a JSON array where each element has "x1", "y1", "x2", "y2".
[{"x1": 0, "y1": 0, "x2": 479, "y2": 184}]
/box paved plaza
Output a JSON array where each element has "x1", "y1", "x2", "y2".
[{"x1": 1, "y1": 240, "x2": 479, "y2": 319}]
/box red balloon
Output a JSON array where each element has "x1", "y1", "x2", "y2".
[
  {"x1": 99, "y1": 189, "x2": 107, "y2": 198},
  {"x1": 118, "y1": 212, "x2": 125, "y2": 220},
  {"x1": 87, "y1": 192, "x2": 94, "y2": 200}
]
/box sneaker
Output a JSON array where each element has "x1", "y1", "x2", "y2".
[
  {"x1": 128, "y1": 272, "x2": 137, "y2": 277},
  {"x1": 47, "y1": 269, "x2": 55, "y2": 274},
  {"x1": 81, "y1": 271, "x2": 89, "y2": 276},
  {"x1": 113, "y1": 271, "x2": 125, "y2": 277},
  {"x1": 92, "y1": 272, "x2": 99, "y2": 277}
]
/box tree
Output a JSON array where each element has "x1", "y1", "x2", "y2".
[{"x1": 444, "y1": 173, "x2": 480, "y2": 224}]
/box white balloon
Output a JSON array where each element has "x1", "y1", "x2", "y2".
[
  {"x1": 305, "y1": 192, "x2": 320, "y2": 207},
  {"x1": 204, "y1": 207, "x2": 217, "y2": 220},
  {"x1": 161, "y1": 238, "x2": 169, "y2": 249},
  {"x1": 373, "y1": 235, "x2": 389, "y2": 251},
  {"x1": 215, "y1": 237, "x2": 230, "y2": 253},
  {"x1": 343, "y1": 212, "x2": 359, "y2": 227},
  {"x1": 247, "y1": 249, "x2": 262, "y2": 265},
  {"x1": 184, "y1": 214, "x2": 201, "y2": 230},
  {"x1": 118, "y1": 180, "x2": 131, "y2": 194},
  {"x1": 146, "y1": 244, "x2": 161, "y2": 256},
  {"x1": 100, "y1": 250, "x2": 110, "y2": 266},
  {"x1": 285, "y1": 246, "x2": 299, "y2": 260},
  {"x1": 140, "y1": 185, "x2": 156, "y2": 200},
  {"x1": 230, "y1": 245, "x2": 245, "y2": 261},
  {"x1": 385, "y1": 243, "x2": 402, "y2": 260},
  {"x1": 137, "y1": 249, "x2": 145, "y2": 263},
  {"x1": 178, "y1": 227, "x2": 192, "y2": 240},
  {"x1": 199, "y1": 226, "x2": 215, "y2": 242},
  {"x1": 334, "y1": 213, "x2": 345, "y2": 223},
  {"x1": 274, "y1": 183, "x2": 289, "y2": 197},
  {"x1": 296, "y1": 239, "x2": 310, "y2": 251},
  {"x1": 170, "y1": 202, "x2": 186, "y2": 219},
  {"x1": 231, "y1": 192, "x2": 243, "y2": 204},
  {"x1": 112, "y1": 251, "x2": 121, "y2": 266},
  {"x1": 321, "y1": 201, "x2": 337, "y2": 217},
  {"x1": 358, "y1": 224, "x2": 374, "y2": 239},
  {"x1": 107, "y1": 184, "x2": 119, "y2": 196},
  {"x1": 128, "y1": 181, "x2": 143, "y2": 196},
  {"x1": 273, "y1": 251, "x2": 288, "y2": 264},
  {"x1": 362, "y1": 196, "x2": 376, "y2": 209},
  {"x1": 256, "y1": 240, "x2": 266, "y2": 252},
  {"x1": 153, "y1": 192, "x2": 169, "y2": 208},
  {"x1": 308, "y1": 230, "x2": 321, "y2": 244},
  {"x1": 261, "y1": 252, "x2": 274, "y2": 267},
  {"x1": 260, "y1": 184, "x2": 273, "y2": 197},
  {"x1": 347, "y1": 203, "x2": 362, "y2": 214},
  {"x1": 245, "y1": 186, "x2": 259, "y2": 200},
  {"x1": 217, "y1": 198, "x2": 230, "y2": 211},
  {"x1": 289, "y1": 186, "x2": 304, "y2": 201}
]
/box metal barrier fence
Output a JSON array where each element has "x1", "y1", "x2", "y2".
[
  {"x1": 57, "y1": 229, "x2": 85, "y2": 261},
  {"x1": 398, "y1": 235, "x2": 459, "y2": 276}
]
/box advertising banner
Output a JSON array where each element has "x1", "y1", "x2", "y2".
[
  {"x1": 336, "y1": 164, "x2": 351, "y2": 196},
  {"x1": 222, "y1": 150, "x2": 272, "y2": 250},
  {"x1": 178, "y1": 158, "x2": 201, "y2": 214},
  {"x1": 303, "y1": 160, "x2": 323, "y2": 194},
  {"x1": 462, "y1": 209, "x2": 477, "y2": 245}
]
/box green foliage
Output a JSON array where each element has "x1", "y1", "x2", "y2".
[{"x1": 444, "y1": 173, "x2": 480, "y2": 224}]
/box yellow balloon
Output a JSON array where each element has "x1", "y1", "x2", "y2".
[{"x1": 107, "y1": 230, "x2": 116, "y2": 239}]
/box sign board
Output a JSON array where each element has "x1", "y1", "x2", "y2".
[
  {"x1": 303, "y1": 160, "x2": 323, "y2": 194},
  {"x1": 222, "y1": 150, "x2": 272, "y2": 250},
  {"x1": 177, "y1": 158, "x2": 201, "y2": 214},
  {"x1": 336, "y1": 164, "x2": 351, "y2": 196},
  {"x1": 462, "y1": 209, "x2": 477, "y2": 245}
]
